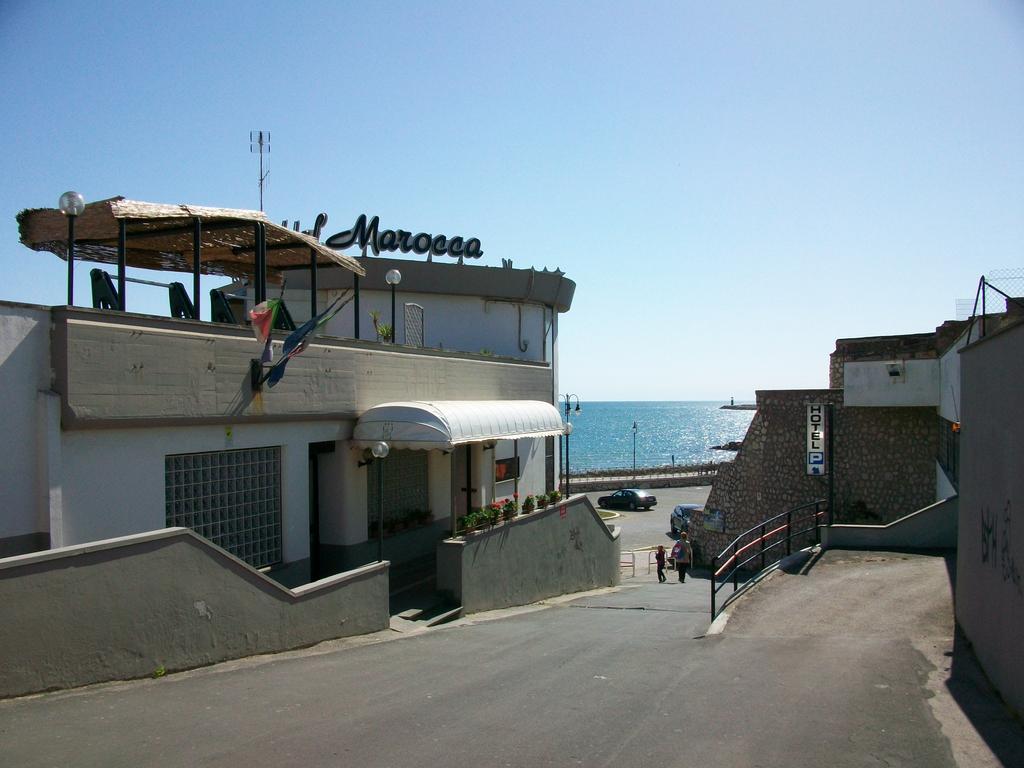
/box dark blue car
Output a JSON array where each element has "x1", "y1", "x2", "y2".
[{"x1": 597, "y1": 489, "x2": 657, "y2": 511}]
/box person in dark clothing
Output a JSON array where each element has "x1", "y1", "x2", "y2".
[
  {"x1": 655, "y1": 545, "x2": 667, "y2": 582},
  {"x1": 671, "y1": 533, "x2": 692, "y2": 583}
]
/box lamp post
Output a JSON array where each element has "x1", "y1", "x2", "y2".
[
  {"x1": 371, "y1": 440, "x2": 390, "y2": 562},
  {"x1": 385, "y1": 268, "x2": 402, "y2": 343},
  {"x1": 563, "y1": 422, "x2": 573, "y2": 497},
  {"x1": 632, "y1": 421, "x2": 638, "y2": 481},
  {"x1": 59, "y1": 191, "x2": 85, "y2": 306},
  {"x1": 559, "y1": 394, "x2": 581, "y2": 496}
]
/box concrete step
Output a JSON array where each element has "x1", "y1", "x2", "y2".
[{"x1": 389, "y1": 601, "x2": 463, "y2": 633}]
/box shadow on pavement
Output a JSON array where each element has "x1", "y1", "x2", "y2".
[
  {"x1": 947, "y1": 626, "x2": 1024, "y2": 766},
  {"x1": 778, "y1": 546, "x2": 824, "y2": 575}
]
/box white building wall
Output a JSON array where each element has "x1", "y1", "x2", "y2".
[
  {"x1": 0, "y1": 305, "x2": 52, "y2": 544},
  {"x1": 427, "y1": 451, "x2": 453, "y2": 530},
  {"x1": 938, "y1": 332, "x2": 968, "y2": 422},
  {"x1": 290, "y1": 288, "x2": 549, "y2": 362},
  {"x1": 58, "y1": 421, "x2": 348, "y2": 564},
  {"x1": 38, "y1": 391, "x2": 62, "y2": 545},
  {"x1": 491, "y1": 437, "x2": 547, "y2": 504},
  {"x1": 936, "y1": 463, "x2": 957, "y2": 499},
  {"x1": 842, "y1": 359, "x2": 939, "y2": 407},
  {"x1": 324, "y1": 446, "x2": 367, "y2": 547}
]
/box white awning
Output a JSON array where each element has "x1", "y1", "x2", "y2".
[{"x1": 352, "y1": 400, "x2": 567, "y2": 451}]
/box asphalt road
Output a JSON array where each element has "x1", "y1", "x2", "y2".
[{"x1": 5, "y1": 546, "x2": 1022, "y2": 767}]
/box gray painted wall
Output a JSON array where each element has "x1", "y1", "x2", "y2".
[
  {"x1": 0, "y1": 303, "x2": 51, "y2": 548},
  {"x1": 437, "y1": 495, "x2": 621, "y2": 613},
  {"x1": 821, "y1": 494, "x2": 958, "y2": 549},
  {"x1": 955, "y1": 321, "x2": 1024, "y2": 715},
  {"x1": 0, "y1": 528, "x2": 389, "y2": 699},
  {"x1": 51, "y1": 307, "x2": 553, "y2": 428}
]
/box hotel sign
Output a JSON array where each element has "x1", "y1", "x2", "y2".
[
  {"x1": 806, "y1": 404, "x2": 827, "y2": 476},
  {"x1": 326, "y1": 214, "x2": 483, "y2": 261}
]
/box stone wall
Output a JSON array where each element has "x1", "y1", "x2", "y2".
[{"x1": 693, "y1": 389, "x2": 938, "y2": 565}]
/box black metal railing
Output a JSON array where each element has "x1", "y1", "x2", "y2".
[{"x1": 710, "y1": 499, "x2": 827, "y2": 618}]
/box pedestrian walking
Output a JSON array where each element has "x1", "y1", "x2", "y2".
[
  {"x1": 671, "y1": 533, "x2": 692, "y2": 583},
  {"x1": 655, "y1": 545, "x2": 667, "y2": 582}
]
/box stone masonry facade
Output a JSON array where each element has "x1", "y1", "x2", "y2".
[{"x1": 691, "y1": 389, "x2": 937, "y2": 567}]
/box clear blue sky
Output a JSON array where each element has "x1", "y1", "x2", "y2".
[{"x1": 2, "y1": 1, "x2": 1021, "y2": 400}]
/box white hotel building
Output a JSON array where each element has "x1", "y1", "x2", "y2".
[{"x1": 3, "y1": 199, "x2": 578, "y2": 587}]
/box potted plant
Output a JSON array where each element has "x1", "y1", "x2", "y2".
[
  {"x1": 502, "y1": 493, "x2": 519, "y2": 521},
  {"x1": 369, "y1": 310, "x2": 394, "y2": 342},
  {"x1": 522, "y1": 494, "x2": 536, "y2": 513},
  {"x1": 487, "y1": 502, "x2": 502, "y2": 526},
  {"x1": 548, "y1": 490, "x2": 562, "y2": 505}
]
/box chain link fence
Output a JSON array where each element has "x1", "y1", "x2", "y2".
[{"x1": 957, "y1": 268, "x2": 1024, "y2": 320}]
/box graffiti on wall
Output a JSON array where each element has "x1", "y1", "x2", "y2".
[
  {"x1": 981, "y1": 500, "x2": 1021, "y2": 597},
  {"x1": 569, "y1": 526, "x2": 584, "y2": 551}
]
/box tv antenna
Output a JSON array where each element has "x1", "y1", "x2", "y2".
[{"x1": 249, "y1": 130, "x2": 270, "y2": 211}]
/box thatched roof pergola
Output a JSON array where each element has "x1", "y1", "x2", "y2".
[{"x1": 17, "y1": 197, "x2": 363, "y2": 280}]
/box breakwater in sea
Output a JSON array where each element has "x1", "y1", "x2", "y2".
[{"x1": 566, "y1": 401, "x2": 755, "y2": 473}]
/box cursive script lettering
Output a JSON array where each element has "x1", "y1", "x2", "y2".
[{"x1": 326, "y1": 214, "x2": 483, "y2": 260}]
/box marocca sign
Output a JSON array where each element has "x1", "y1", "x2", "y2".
[{"x1": 326, "y1": 214, "x2": 483, "y2": 261}]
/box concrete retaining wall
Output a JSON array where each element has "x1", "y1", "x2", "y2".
[
  {"x1": 821, "y1": 495, "x2": 958, "y2": 550},
  {"x1": 955, "y1": 320, "x2": 1024, "y2": 716},
  {"x1": 568, "y1": 471, "x2": 718, "y2": 493},
  {"x1": 0, "y1": 528, "x2": 389, "y2": 699},
  {"x1": 436, "y1": 495, "x2": 620, "y2": 613}
]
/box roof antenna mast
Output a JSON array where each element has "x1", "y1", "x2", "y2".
[{"x1": 249, "y1": 130, "x2": 270, "y2": 211}]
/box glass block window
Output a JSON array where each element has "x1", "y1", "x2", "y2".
[
  {"x1": 368, "y1": 449, "x2": 428, "y2": 526},
  {"x1": 165, "y1": 447, "x2": 283, "y2": 568}
]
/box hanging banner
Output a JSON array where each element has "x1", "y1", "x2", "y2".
[{"x1": 806, "y1": 404, "x2": 827, "y2": 475}]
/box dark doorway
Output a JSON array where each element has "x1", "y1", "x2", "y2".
[
  {"x1": 308, "y1": 441, "x2": 335, "y2": 581},
  {"x1": 453, "y1": 444, "x2": 475, "y2": 519}
]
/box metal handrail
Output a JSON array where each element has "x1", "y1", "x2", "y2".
[
  {"x1": 619, "y1": 550, "x2": 635, "y2": 577},
  {"x1": 710, "y1": 499, "x2": 826, "y2": 617}
]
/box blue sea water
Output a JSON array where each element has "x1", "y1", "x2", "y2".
[{"x1": 564, "y1": 401, "x2": 755, "y2": 472}]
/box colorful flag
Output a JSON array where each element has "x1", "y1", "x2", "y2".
[
  {"x1": 249, "y1": 299, "x2": 281, "y2": 363},
  {"x1": 266, "y1": 294, "x2": 347, "y2": 387}
]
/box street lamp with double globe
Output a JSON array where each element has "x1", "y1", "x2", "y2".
[{"x1": 558, "y1": 394, "x2": 581, "y2": 496}]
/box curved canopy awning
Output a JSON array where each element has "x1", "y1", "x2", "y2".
[{"x1": 353, "y1": 400, "x2": 568, "y2": 451}]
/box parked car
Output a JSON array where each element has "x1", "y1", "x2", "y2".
[
  {"x1": 597, "y1": 489, "x2": 657, "y2": 511},
  {"x1": 670, "y1": 504, "x2": 702, "y2": 535}
]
